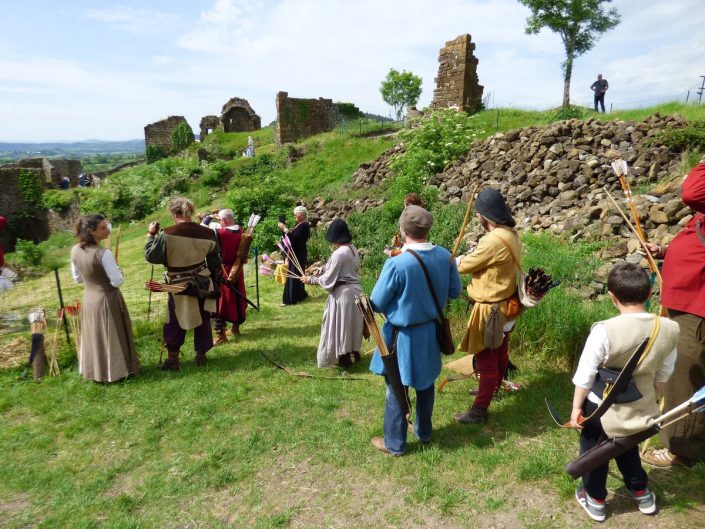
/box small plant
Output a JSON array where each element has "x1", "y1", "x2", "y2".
[
  {"x1": 146, "y1": 145, "x2": 166, "y2": 163},
  {"x1": 41, "y1": 189, "x2": 75, "y2": 212},
  {"x1": 648, "y1": 120, "x2": 705, "y2": 151},
  {"x1": 12, "y1": 239, "x2": 45, "y2": 268}
]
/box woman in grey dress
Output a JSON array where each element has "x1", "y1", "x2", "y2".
[
  {"x1": 70, "y1": 214, "x2": 139, "y2": 382},
  {"x1": 303, "y1": 219, "x2": 363, "y2": 368}
]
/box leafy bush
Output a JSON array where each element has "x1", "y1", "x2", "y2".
[
  {"x1": 648, "y1": 120, "x2": 705, "y2": 151},
  {"x1": 385, "y1": 109, "x2": 484, "y2": 219},
  {"x1": 200, "y1": 161, "x2": 233, "y2": 188},
  {"x1": 171, "y1": 122, "x2": 195, "y2": 153},
  {"x1": 42, "y1": 189, "x2": 75, "y2": 212},
  {"x1": 146, "y1": 145, "x2": 166, "y2": 163},
  {"x1": 12, "y1": 239, "x2": 45, "y2": 268},
  {"x1": 336, "y1": 102, "x2": 363, "y2": 121},
  {"x1": 80, "y1": 157, "x2": 199, "y2": 222}
]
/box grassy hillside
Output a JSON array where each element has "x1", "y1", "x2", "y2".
[{"x1": 2, "y1": 104, "x2": 705, "y2": 528}]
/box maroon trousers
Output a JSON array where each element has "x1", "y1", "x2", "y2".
[
  {"x1": 163, "y1": 295, "x2": 213, "y2": 355},
  {"x1": 473, "y1": 334, "x2": 510, "y2": 410}
]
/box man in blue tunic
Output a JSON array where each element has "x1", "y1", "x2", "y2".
[{"x1": 369, "y1": 205, "x2": 462, "y2": 455}]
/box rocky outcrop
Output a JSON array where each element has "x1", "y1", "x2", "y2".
[
  {"x1": 318, "y1": 114, "x2": 691, "y2": 252},
  {"x1": 428, "y1": 114, "x2": 689, "y2": 250}
]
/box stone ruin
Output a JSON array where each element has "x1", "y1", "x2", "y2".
[
  {"x1": 144, "y1": 116, "x2": 193, "y2": 153},
  {"x1": 431, "y1": 34, "x2": 484, "y2": 113},
  {"x1": 198, "y1": 98, "x2": 261, "y2": 141},
  {"x1": 0, "y1": 158, "x2": 83, "y2": 249},
  {"x1": 275, "y1": 91, "x2": 337, "y2": 145},
  {"x1": 220, "y1": 97, "x2": 261, "y2": 133},
  {"x1": 199, "y1": 115, "x2": 222, "y2": 141}
]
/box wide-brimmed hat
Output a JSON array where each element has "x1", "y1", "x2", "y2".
[
  {"x1": 475, "y1": 189, "x2": 516, "y2": 228},
  {"x1": 399, "y1": 205, "x2": 433, "y2": 239},
  {"x1": 325, "y1": 218, "x2": 352, "y2": 244}
]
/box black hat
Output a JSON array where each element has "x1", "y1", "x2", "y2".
[
  {"x1": 474, "y1": 188, "x2": 516, "y2": 228},
  {"x1": 325, "y1": 218, "x2": 352, "y2": 244}
]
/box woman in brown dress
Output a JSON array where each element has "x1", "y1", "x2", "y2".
[{"x1": 70, "y1": 214, "x2": 139, "y2": 382}]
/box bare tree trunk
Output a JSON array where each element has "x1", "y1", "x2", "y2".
[{"x1": 563, "y1": 53, "x2": 574, "y2": 109}]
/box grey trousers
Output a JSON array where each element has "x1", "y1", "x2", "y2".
[{"x1": 660, "y1": 310, "x2": 705, "y2": 461}]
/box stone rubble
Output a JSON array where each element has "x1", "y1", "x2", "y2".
[{"x1": 304, "y1": 113, "x2": 694, "y2": 297}]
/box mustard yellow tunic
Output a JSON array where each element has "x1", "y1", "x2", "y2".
[{"x1": 457, "y1": 227, "x2": 521, "y2": 356}]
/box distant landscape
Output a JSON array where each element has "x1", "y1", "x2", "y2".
[{"x1": 0, "y1": 139, "x2": 144, "y2": 162}]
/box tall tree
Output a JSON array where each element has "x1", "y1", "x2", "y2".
[
  {"x1": 519, "y1": 0, "x2": 620, "y2": 108},
  {"x1": 380, "y1": 69, "x2": 422, "y2": 121}
]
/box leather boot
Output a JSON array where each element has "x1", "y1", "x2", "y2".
[
  {"x1": 338, "y1": 353, "x2": 352, "y2": 368},
  {"x1": 352, "y1": 351, "x2": 361, "y2": 363},
  {"x1": 214, "y1": 329, "x2": 228, "y2": 346},
  {"x1": 194, "y1": 352, "x2": 207, "y2": 366},
  {"x1": 453, "y1": 404, "x2": 488, "y2": 424},
  {"x1": 231, "y1": 323, "x2": 241, "y2": 336},
  {"x1": 160, "y1": 350, "x2": 180, "y2": 371}
]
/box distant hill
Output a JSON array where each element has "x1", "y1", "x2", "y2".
[{"x1": 0, "y1": 139, "x2": 145, "y2": 161}]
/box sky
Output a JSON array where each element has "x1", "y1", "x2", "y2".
[{"x1": 0, "y1": 0, "x2": 703, "y2": 141}]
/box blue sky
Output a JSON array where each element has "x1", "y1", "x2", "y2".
[{"x1": 1, "y1": 0, "x2": 703, "y2": 141}]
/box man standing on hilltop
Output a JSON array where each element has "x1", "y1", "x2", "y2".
[{"x1": 590, "y1": 74, "x2": 609, "y2": 113}]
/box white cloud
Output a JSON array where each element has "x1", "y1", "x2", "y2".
[
  {"x1": 2, "y1": 0, "x2": 704, "y2": 140},
  {"x1": 84, "y1": 6, "x2": 180, "y2": 34}
]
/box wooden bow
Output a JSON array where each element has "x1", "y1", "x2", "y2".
[{"x1": 450, "y1": 183, "x2": 479, "y2": 262}]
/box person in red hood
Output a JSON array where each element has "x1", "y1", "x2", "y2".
[{"x1": 642, "y1": 157, "x2": 705, "y2": 467}]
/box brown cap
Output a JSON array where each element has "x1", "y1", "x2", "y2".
[{"x1": 399, "y1": 205, "x2": 433, "y2": 239}]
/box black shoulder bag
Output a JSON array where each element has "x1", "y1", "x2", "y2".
[{"x1": 407, "y1": 250, "x2": 455, "y2": 356}]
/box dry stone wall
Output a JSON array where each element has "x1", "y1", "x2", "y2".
[
  {"x1": 275, "y1": 91, "x2": 337, "y2": 145},
  {"x1": 431, "y1": 34, "x2": 484, "y2": 113},
  {"x1": 307, "y1": 114, "x2": 693, "y2": 265}
]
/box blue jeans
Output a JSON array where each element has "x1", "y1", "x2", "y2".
[{"x1": 383, "y1": 378, "x2": 435, "y2": 455}]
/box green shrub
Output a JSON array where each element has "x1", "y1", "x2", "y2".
[
  {"x1": 385, "y1": 109, "x2": 484, "y2": 219},
  {"x1": 171, "y1": 122, "x2": 195, "y2": 153},
  {"x1": 42, "y1": 189, "x2": 75, "y2": 212},
  {"x1": 336, "y1": 102, "x2": 363, "y2": 121},
  {"x1": 146, "y1": 145, "x2": 166, "y2": 163},
  {"x1": 648, "y1": 120, "x2": 705, "y2": 151},
  {"x1": 12, "y1": 239, "x2": 45, "y2": 268}
]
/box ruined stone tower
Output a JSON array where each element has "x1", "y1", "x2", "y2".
[{"x1": 431, "y1": 34, "x2": 484, "y2": 113}]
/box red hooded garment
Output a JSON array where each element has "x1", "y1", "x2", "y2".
[{"x1": 661, "y1": 162, "x2": 705, "y2": 318}]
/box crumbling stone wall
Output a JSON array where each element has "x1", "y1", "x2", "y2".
[
  {"x1": 144, "y1": 116, "x2": 192, "y2": 153},
  {"x1": 431, "y1": 34, "x2": 484, "y2": 113},
  {"x1": 0, "y1": 157, "x2": 83, "y2": 249},
  {"x1": 275, "y1": 92, "x2": 337, "y2": 145},
  {"x1": 199, "y1": 115, "x2": 222, "y2": 141},
  {"x1": 220, "y1": 98, "x2": 261, "y2": 133},
  {"x1": 0, "y1": 165, "x2": 49, "y2": 248}
]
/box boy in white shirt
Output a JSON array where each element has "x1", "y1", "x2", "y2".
[{"x1": 571, "y1": 262, "x2": 679, "y2": 522}]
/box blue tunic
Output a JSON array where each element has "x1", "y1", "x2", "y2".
[{"x1": 369, "y1": 245, "x2": 462, "y2": 390}]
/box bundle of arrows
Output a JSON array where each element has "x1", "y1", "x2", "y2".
[
  {"x1": 524, "y1": 268, "x2": 561, "y2": 299},
  {"x1": 144, "y1": 279, "x2": 187, "y2": 294}
]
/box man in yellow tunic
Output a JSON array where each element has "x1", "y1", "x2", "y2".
[{"x1": 454, "y1": 189, "x2": 521, "y2": 424}]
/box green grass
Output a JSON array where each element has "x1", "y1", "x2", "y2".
[
  {"x1": 475, "y1": 102, "x2": 705, "y2": 135},
  {"x1": 3, "y1": 102, "x2": 705, "y2": 527},
  {"x1": 2, "y1": 224, "x2": 704, "y2": 528}
]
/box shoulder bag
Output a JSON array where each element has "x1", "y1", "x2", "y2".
[{"x1": 407, "y1": 250, "x2": 455, "y2": 356}]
